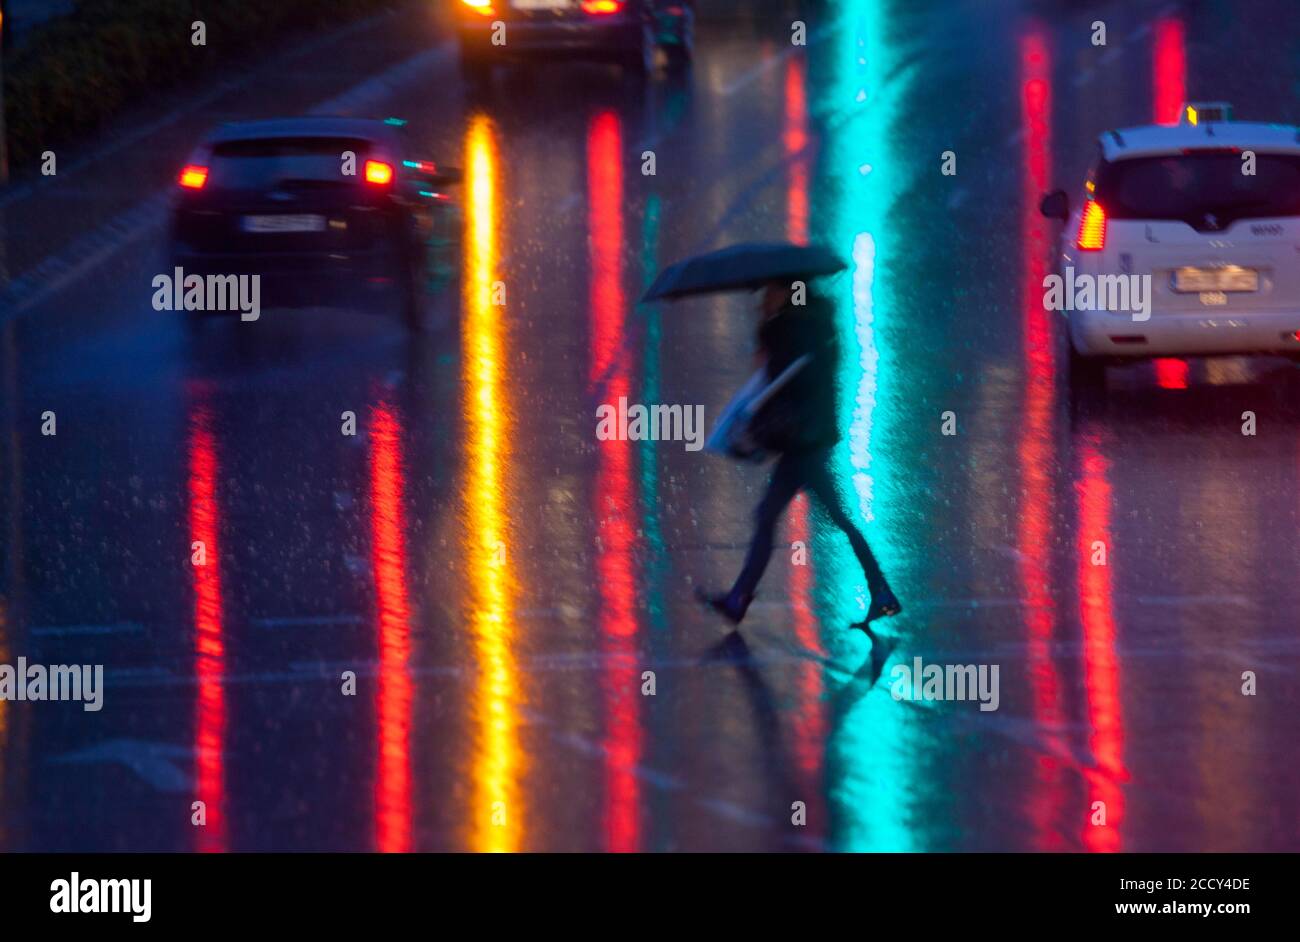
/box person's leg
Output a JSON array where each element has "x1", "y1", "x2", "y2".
[
  {"x1": 729, "y1": 452, "x2": 805, "y2": 601},
  {"x1": 803, "y1": 449, "x2": 900, "y2": 621}
]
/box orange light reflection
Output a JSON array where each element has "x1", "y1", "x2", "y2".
[{"x1": 463, "y1": 115, "x2": 523, "y2": 852}]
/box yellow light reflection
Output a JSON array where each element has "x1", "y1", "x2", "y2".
[{"x1": 462, "y1": 114, "x2": 523, "y2": 852}]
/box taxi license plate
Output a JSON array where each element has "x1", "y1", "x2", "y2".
[{"x1": 1173, "y1": 266, "x2": 1259, "y2": 293}]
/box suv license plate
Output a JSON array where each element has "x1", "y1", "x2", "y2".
[{"x1": 242, "y1": 214, "x2": 326, "y2": 234}]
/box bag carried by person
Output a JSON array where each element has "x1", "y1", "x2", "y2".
[{"x1": 705, "y1": 355, "x2": 810, "y2": 462}]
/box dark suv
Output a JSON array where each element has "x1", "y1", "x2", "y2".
[{"x1": 168, "y1": 117, "x2": 458, "y2": 330}]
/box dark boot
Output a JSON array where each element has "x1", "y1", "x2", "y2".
[
  {"x1": 694, "y1": 586, "x2": 753, "y2": 625},
  {"x1": 864, "y1": 586, "x2": 901, "y2": 623}
]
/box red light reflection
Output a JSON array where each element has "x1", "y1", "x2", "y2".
[
  {"x1": 589, "y1": 109, "x2": 642, "y2": 852},
  {"x1": 187, "y1": 406, "x2": 227, "y2": 853},
  {"x1": 369, "y1": 403, "x2": 413, "y2": 853},
  {"x1": 1019, "y1": 27, "x2": 1070, "y2": 849}
]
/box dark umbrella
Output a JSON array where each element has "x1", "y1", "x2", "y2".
[{"x1": 640, "y1": 241, "x2": 847, "y2": 302}]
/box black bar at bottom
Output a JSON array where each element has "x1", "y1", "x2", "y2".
[{"x1": 0, "y1": 852, "x2": 1285, "y2": 928}]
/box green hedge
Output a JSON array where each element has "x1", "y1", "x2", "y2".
[{"x1": 3, "y1": 0, "x2": 396, "y2": 169}]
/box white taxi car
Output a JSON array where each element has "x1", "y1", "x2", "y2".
[{"x1": 1041, "y1": 103, "x2": 1300, "y2": 390}]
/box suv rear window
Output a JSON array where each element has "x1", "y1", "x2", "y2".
[
  {"x1": 1095, "y1": 151, "x2": 1300, "y2": 227},
  {"x1": 209, "y1": 137, "x2": 372, "y2": 189}
]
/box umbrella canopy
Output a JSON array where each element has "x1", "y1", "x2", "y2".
[{"x1": 640, "y1": 241, "x2": 847, "y2": 302}]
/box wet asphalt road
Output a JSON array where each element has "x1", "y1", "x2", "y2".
[{"x1": 1, "y1": 0, "x2": 1299, "y2": 852}]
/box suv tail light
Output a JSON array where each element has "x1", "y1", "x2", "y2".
[
  {"x1": 1077, "y1": 199, "x2": 1106, "y2": 251},
  {"x1": 179, "y1": 165, "x2": 208, "y2": 189},
  {"x1": 364, "y1": 160, "x2": 394, "y2": 186}
]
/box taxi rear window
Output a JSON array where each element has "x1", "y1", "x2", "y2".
[{"x1": 1095, "y1": 152, "x2": 1300, "y2": 223}]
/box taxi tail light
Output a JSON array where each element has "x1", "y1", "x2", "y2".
[
  {"x1": 581, "y1": 0, "x2": 623, "y2": 13},
  {"x1": 1077, "y1": 200, "x2": 1106, "y2": 251}
]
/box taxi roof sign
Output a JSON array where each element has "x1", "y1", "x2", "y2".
[{"x1": 1181, "y1": 102, "x2": 1233, "y2": 126}]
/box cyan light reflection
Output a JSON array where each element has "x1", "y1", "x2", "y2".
[{"x1": 822, "y1": 0, "x2": 914, "y2": 852}]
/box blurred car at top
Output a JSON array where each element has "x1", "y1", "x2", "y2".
[
  {"x1": 168, "y1": 116, "x2": 460, "y2": 332},
  {"x1": 1042, "y1": 102, "x2": 1300, "y2": 394},
  {"x1": 453, "y1": 0, "x2": 694, "y2": 82}
]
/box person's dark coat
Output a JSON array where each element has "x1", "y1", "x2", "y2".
[{"x1": 751, "y1": 294, "x2": 841, "y2": 453}]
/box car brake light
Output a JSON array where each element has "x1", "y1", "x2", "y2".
[
  {"x1": 1077, "y1": 200, "x2": 1106, "y2": 251},
  {"x1": 364, "y1": 160, "x2": 394, "y2": 185},
  {"x1": 460, "y1": 0, "x2": 495, "y2": 14},
  {"x1": 581, "y1": 0, "x2": 622, "y2": 13},
  {"x1": 179, "y1": 165, "x2": 208, "y2": 189}
]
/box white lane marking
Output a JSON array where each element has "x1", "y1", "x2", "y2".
[
  {"x1": 523, "y1": 706, "x2": 808, "y2": 839},
  {"x1": 1133, "y1": 594, "x2": 1250, "y2": 607},
  {"x1": 107, "y1": 666, "x2": 175, "y2": 680},
  {"x1": 281, "y1": 662, "x2": 462, "y2": 679},
  {"x1": 98, "y1": 643, "x2": 843, "y2": 689},
  {"x1": 0, "y1": 194, "x2": 169, "y2": 322},
  {"x1": 693, "y1": 797, "x2": 776, "y2": 828},
  {"x1": 554, "y1": 192, "x2": 583, "y2": 215},
  {"x1": 719, "y1": 21, "x2": 838, "y2": 97},
  {"x1": 907, "y1": 594, "x2": 1253, "y2": 611},
  {"x1": 308, "y1": 43, "x2": 454, "y2": 116},
  {"x1": 512, "y1": 606, "x2": 581, "y2": 619},
  {"x1": 907, "y1": 597, "x2": 1041, "y2": 609},
  {"x1": 543, "y1": 727, "x2": 685, "y2": 790},
  {"x1": 989, "y1": 542, "x2": 1027, "y2": 561},
  {"x1": 252, "y1": 614, "x2": 367, "y2": 629},
  {"x1": 30, "y1": 622, "x2": 143, "y2": 637},
  {"x1": 52, "y1": 739, "x2": 196, "y2": 793}
]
